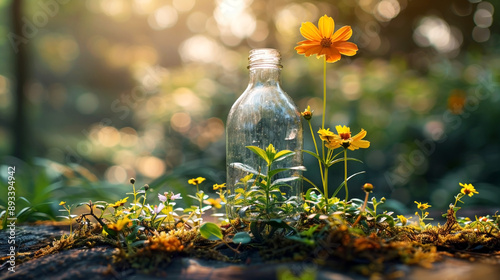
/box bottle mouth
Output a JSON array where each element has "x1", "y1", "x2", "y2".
[{"x1": 248, "y1": 48, "x2": 282, "y2": 69}]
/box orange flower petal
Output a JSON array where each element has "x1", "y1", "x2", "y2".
[
  {"x1": 299, "y1": 22, "x2": 322, "y2": 41},
  {"x1": 318, "y1": 15, "x2": 334, "y2": 37},
  {"x1": 325, "y1": 51, "x2": 341, "y2": 63},
  {"x1": 335, "y1": 42, "x2": 358, "y2": 56},
  {"x1": 331, "y1": 26, "x2": 353, "y2": 42},
  {"x1": 306, "y1": 45, "x2": 324, "y2": 57}
]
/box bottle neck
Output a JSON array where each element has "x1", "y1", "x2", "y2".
[{"x1": 248, "y1": 67, "x2": 281, "y2": 86}]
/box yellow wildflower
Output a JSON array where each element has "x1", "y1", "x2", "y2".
[
  {"x1": 108, "y1": 216, "x2": 131, "y2": 232},
  {"x1": 203, "y1": 198, "x2": 222, "y2": 209},
  {"x1": 334, "y1": 125, "x2": 370, "y2": 151},
  {"x1": 397, "y1": 215, "x2": 411, "y2": 226},
  {"x1": 188, "y1": 177, "x2": 206, "y2": 185},
  {"x1": 213, "y1": 183, "x2": 226, "y2": 190},
  {"x1": 414, "y1": 201, "x2": 431, "y2": 210},
  {"x1": 59, "y1": 201, "x2": 66, "y2": 206},
  {"x1": 109, "y1": 197, "x2": 128, "y2": 208},
  {"x1": 459, "y1": 183, "x2": 478, "y2": 197},
  {"x1": 318, "y1": 128, "x2": 338, "y2": 144},
  {"x1": 295, "y1": 15, "x2": 358, "y2": 63}
]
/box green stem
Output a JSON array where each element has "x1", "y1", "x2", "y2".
[
  {"x1": 197, "y1": 184, "x2": 202, "y2": 221},
  {"x1": 308, "y1": 120, "x2": 325, "y2": 194},
  {"x1": 323, "y1": 166, "x2": 329, "y2": 213},
  {"x1": 344, "y1": 149, "x2": 348, "y2": 202},
  {"x1": 266, "y1": 164, "x2": 271, "y2": 218},
  {"x1": 322, "y1": 56, "x2": 326, "y2": 129},
  {"x1": 132, "y1": 183, "x2": 137, "y2": 213}
]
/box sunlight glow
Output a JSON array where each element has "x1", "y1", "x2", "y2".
[
  {"x1": 149, "y1": 5, "x2": 178, "y2": 30},
  {"x1": 413, "y1": 16, "x2": 462, "y2": 54}
]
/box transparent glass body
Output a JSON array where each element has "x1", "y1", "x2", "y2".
[{"x1": 226, "y1": 48, "x2": 303, "y2": 223}]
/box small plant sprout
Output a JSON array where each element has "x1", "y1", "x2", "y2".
[
  {"x1": 186, "y1": 177, "x2": 209, "y2": 225},
  {"x1": 352, "y1": 183, "x2": 373, "y2": 227},
  {"x1": 58, "y1": 201, "x2": 76, "y2": 235},
  {"x1": 414, "y1": 201, "x2": 433, "y2": 229},
  {"x1": 199, "y1": 222, "x2": 250, "y2": 254},
  {"x1": 213, "y1": 183, "x2": 230, "y2": 224},
  {"x1": 157, "y1": 191, "x2": 182, "y2": 229},
  {"x1": 231, "y1": 144, "x2": 305, "y2": 221},
  {"x1": 450, "y1": 183, "x2": 479, "y2": 217}
]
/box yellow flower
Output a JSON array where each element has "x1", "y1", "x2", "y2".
[
  {"x1": 295, "y1": 15, "x2": 358, "y2": 63},
  {"x1": 188, "y1": 177, "x2": 206, "y2": 185},
  {"x1": 301, "y1": 106, "x2": 313, "y2": 120},
  {"x1": 414, "y1": 201, "x2": 431, "y2": 210},
  {"x1": 213, "y1": 183, "x2": 226, "y2": 190},
  {"x1": 319, "y1": 126, "x2": 370, "y2": 151},
  {"x1": 397, "y1": 215, "x2": 411, "y2": 226},
  {"x1": 334, "y1": 125, "x2": 370, "y2": 151},
  {"x1": 59, "y1": 201, "x2": 66, "y2": 206},
  {"x1": 203, "y1": 198, "x2": 222, "y2": 209},
  {"x1": 108, "y1": 216, "x2": 131, "y2": 232},
  {"x1": 109, "y1": 197, "x2": 128, "y2": 208},
  {"x1": 459, "y1": 183, "x2": 478, "y2": 197},
  {"x1": 318, "y1": 128, "x2": 338, "y2": 143},
  {"x1": 240, "y1": 174, "x2": 254, "y2": 184}
]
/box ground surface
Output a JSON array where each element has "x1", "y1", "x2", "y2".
[{"x1": 1, "y1": 224, "x2": 499, "y2": 280}]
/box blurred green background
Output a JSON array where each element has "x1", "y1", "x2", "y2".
[{"x1": 0, "y1": 0, "x2": 499, "y2": 222}]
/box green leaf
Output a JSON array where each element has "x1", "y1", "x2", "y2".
[
  {"x1": 246, "y1": 146, "x2": 269, "y2": 165},
  {"x1": 274, "y1": 150, "x2": 295, "y2": 162},
  {"x1": 230, "y1": 163, "x2": 261, "y2": 175},
  {"x1": 268, "y1": 166, "x2": 306, "y2": 178},
  {"x1": 331, "y1": 171, "x2": 366, "y2": 198},
  {"x1": 302, "y1": 150, "x2": 325, "y2": 164},
  {"x1": 271, "y1": 177, "x2": 300, "y2": 187},
  {"x1": 328, "y1": 157, "x2": 363, "y2": 167},
  {"x1": 199, "y1": 222, "x2": 223, "y2": 241},
  {"x1": 232, "y1": 232, "x2": 251, "y2": 244}
]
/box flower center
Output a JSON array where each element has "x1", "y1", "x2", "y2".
[
  {"x1": 320, "y1": 37, "x2": 332, "y2": 48},
  {"x1": 339, "y1": 132, "x2": 351, "y2": 140}
]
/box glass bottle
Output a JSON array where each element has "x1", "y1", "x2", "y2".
[{"x1": 226, "y1": 48, "x2": 303, "y2": 224}]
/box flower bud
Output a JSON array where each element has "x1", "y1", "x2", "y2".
[
  {"x1": 301, "y1": 106, "x2": 313, "y2": 120},
  {"x1": 130, "y1": 178, "x2": 136, "y2": 184},
  {"x1": 362, "y1": 183, "x2": 374, "y2": 193},
  {"x1": 143, "y1": 184, "x2": 149, "y2": 191}
]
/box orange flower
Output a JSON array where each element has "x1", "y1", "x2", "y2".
[{"x1": 295, "y1": 15, "x2": 358, "y2": 63}]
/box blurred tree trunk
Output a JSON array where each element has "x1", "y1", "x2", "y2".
[{"x1": 12, "y1": 0, "x2": 29, "y2": 161}]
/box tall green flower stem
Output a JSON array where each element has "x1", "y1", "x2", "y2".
[
  {"x1": 306, "y1": 119, "x2": 328, "y2": 212},
  {"x1": 344, "y1": 149, "x2": 348, "y2": 202},
  {"x1": 322, "y1": 57, "x2": 327, "y2": 130}
]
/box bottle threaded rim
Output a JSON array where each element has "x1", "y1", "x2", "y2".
[{"x1": 248, "y1": 48, "x2": 282, "y2": 69}]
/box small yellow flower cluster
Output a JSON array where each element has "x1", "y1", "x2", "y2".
[{"x1": 149, "y1": 231, "x2": 184, "y2": 252}]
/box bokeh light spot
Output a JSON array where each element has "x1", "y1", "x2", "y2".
[
  {"x1": 98, "y1": 126, "x2": 121, "y2": 147},
  {"x1": 76, "y1": 92, "x2": 99, "y2": 114},
  {"x1": 136, "y1": 156, "x2": 165, "y2": 178},
  {"x1": 149, "y1": 5, "x2": 178, "y2": 30},
  {"x1": 171, "y1": 112, "x2": 192, "y2": 133}
]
